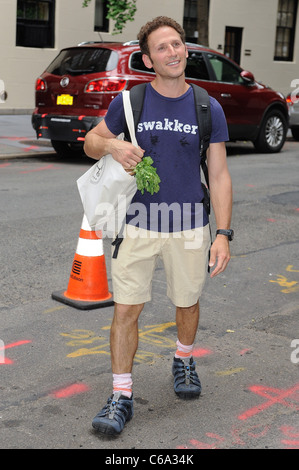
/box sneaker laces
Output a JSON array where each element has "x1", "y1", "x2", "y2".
[
  {"x1": 184, "y1": 362, "x2": 191, "y2": 385},
  {"x1": 176, "y1": 358, "x2": 197, "y2": 385},
  {"x1": 107, "y1": 391, "x2": 122, "y2": 419}
]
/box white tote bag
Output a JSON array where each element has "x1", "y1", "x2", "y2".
[{"x1": 77, "y1": 90, "x2": 138, "y2": 233}]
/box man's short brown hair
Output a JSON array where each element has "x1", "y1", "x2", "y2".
[{"x1": 137, "y1": 16, "x2": 186, "y2": 56}]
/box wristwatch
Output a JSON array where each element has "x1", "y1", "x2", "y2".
[{"x1": 216, "y1": 229, "x2": 234, "y2": 241}]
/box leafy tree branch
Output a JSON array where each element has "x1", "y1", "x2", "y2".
[{"x1": 82, "y1": 0, "x2": 137, "y2": 34}]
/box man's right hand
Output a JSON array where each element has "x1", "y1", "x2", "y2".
[
  {"x1": 110, "y1": 139, "x2": 144, "y2": 169},
  {"x1": 84, "y1": 118, "x2": 144, "y2": 167}
]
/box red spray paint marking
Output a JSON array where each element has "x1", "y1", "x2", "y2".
[
  {"x1": 20, "y1": 164, "x2": 59, "y2": 173},
  {"x1": 239, "y1": 348, "x2": 251, "y2": 355},
  {"x1": 177, "y1": 439, "x2": 214, "y2": 449},
  {"x1": 280, "y1": 425, "x2": 299, "y2": 438},
  {"x1": 0, "y1": 340, "x2": 32, "y2": 365},
  {"x1": 192, "y1": 347, "x2": 213, "y2": 358},
  {"x1": 281, "y1": 440, "x2": 299, "y2": 449},
  {"x1": 2, "y1": 340, "x2": 32, "y2": 350},
  {"x1": 0, "y1": 136, "x2": 31, "y2": 141},
  {"x1": 0, "y1": 162, "x2": 11, "y2": 168},
  {"x1": 280, "y1": 425, "x2": 299, "y2": 448},
  {"x1": 50, "y1": 383, "x2": 90, "y2": 398},
  {"x1": 238, "y1": 383, "x2": 299, "y2": 420},
  {"x1": 178, "y1": 434, "x2": 225, "y2": 450},
  {"x1": 24, "y1": 145, "x2": 39, "y2": 152},
  {"x1": 1, "y1": 357, "x2": 14, "y2": 365},
  {"x1": 177, "y1": 423, "x2": 296, "y2": 449}
]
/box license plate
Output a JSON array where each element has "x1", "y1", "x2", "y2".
[{"x1": 57, "y1": 94, "x2": 73, "y2": 105}]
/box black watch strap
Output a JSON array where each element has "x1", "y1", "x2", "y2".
[{"x1": 216, "y1": 229, "x2": 234, "y2": 241}]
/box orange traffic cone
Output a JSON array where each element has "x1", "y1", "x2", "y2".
[{"x1": 52, "y1": 215, "x2": 113, "y2": 310}]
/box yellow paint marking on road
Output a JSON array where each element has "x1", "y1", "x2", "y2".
[
  {"x1": 286, "y1": 265, "x2": 299, "y2": 273},
  {"x1": 215, "y1": 367, "x2": 245, "y2": 376},
  {"x1": 60, "y1": 322, "x2": 177, "y2": 361},
  {"x1": 44, "y1": 306, "x2": 65, "y2": 314}
]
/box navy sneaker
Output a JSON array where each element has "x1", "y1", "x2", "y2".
[
  {"x1": 92, "y1": 391, "x2": 133, "y2": 435},
  {"x1": 172, "y1": 357, "x2": 202, "y2": 399}
]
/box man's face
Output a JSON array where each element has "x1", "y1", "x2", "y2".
[{"x1": 142, "y1": 26, "x2": 188, "y2": 79}]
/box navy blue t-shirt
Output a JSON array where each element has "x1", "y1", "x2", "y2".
[{"x1": 105, "y1": 83, "x2": 229, "y2": 232}]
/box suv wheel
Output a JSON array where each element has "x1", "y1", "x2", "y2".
[
  {"x1": 51, "y1": 140, "x2": 84, "y2": 158},
  {"x1": 254, "y1": 109, "x2": 287, "y2": 153}
]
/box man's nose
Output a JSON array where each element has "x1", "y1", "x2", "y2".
[{"x1": 167, "y1": 44, "x2": 176, "y2": 55}]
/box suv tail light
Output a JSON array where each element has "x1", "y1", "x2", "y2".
[
  {"x1": 36, "y1": 78, "x2": 47, "y2": 91},
  {"x1": 85, "y1": 78, "x2": 127, "y2": 93},
  {"x1": 286, "y1": 93, "x2": 299, "y2": 106}
]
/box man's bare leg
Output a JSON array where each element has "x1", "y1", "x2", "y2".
[
  {"x1": 110, "y1": 302, "x2": 144, "y2": 373},
  {"x1": 176, "y1": 301, "x2": 199, "y2": 346}
]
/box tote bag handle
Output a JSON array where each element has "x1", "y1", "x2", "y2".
[{"x1": 122, "y1": 90, "x2": 138, "y2": 148}]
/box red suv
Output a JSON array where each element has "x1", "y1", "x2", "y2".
[{"x1": 32, "y1": 41, "x2": 289, "y2": 156}]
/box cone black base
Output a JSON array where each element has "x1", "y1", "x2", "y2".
[{"x1": 52, "y1": 290, "x2": 114, "y2": 310}]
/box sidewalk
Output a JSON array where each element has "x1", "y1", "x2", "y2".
[
  {"x1": 0, "y1": 114, "x2": 294, "y2": 160},
  {"x1": 0, "y1": 114, "x2": 55, "y2": 159}
]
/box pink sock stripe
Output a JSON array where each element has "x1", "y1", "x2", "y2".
[
  {"x1": 175, "y1": 350, "x2": 193, "y2": 358},
  {"x1": 113, "y1": 386, "x2": 132, "y2": 393}
]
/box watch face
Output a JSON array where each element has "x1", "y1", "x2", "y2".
[{"x1": 229, "y1": 230, "x2": 234, "y2": 241}]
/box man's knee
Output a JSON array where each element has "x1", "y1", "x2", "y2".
[{"x1": 114, "y1": 303, "x2": 144, "y2": 323}]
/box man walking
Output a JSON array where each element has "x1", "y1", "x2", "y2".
[{"x1": 84, "y1": 16, "x2": 233, "y2": 436}]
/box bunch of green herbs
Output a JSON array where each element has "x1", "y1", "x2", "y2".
[{"x1": 133, "y1": 156, "x2": 161, "y2": 195}]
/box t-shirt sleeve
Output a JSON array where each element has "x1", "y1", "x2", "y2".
[
  {"x1": 103, "y1": 93, "x2": 126, "y2": 136},
  {"x1": 209, "y1": 97, "x2": 229, "y2": 143}
]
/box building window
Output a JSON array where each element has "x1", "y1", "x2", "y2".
[
  {"x1": 183, "y1": 0, "x2": 198, "y2": 43},
  {"x1": 94, "y1": 0, "x2": 109, "y2": 32},
  {"x1": 274, "y1": 0, "x2": 298, "y2": 61},
  {"x1": 16, "y1": 0, "x2": 55, "y2": 48}
]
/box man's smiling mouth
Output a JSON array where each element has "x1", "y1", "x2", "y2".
[{"x1": 167, "y1": 60, "x2": 180, "y2": 66}]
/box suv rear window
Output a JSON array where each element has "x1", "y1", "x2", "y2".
[{"x1": 46, "y1": 47, "x2": 119, "y2": 76}]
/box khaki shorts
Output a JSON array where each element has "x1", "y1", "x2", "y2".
[{"x1": 111, "y1": 224, "x2": 211, "y2": 307}]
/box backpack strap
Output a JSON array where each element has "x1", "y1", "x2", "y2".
[
  {"x1": 190, "y1": 83, "x2": 211, "y2": 189},
  {"x1": 190, "y1": 84, "x2": 212, "y2": 271}
]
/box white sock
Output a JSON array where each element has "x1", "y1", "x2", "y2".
[
  {"x1": 175, "y1": 339, "x2": 194, "y2": 360},
  {"x1": 113, "y1": 373, "x2": 132, "y2": 398}
]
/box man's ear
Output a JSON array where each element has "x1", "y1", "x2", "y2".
[{"x1": 142, "y1": 53, "x2": 153, "y2": 70}]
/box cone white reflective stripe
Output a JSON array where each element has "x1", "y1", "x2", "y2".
[{"x1": 76, "y1": 238, "x2": 104, "y2": 257}]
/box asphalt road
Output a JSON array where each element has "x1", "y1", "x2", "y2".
[{"x1": 0, "y1": 133, "x2": 298, "y2": 452}]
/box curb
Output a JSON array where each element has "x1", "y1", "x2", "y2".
[{"x1": 0, "y1": 151, "x2": 56, "y2": 160}]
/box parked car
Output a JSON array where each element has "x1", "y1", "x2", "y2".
[
  {"x1": 286, "y1": 92, "x2": 299, "y2": 140},
  {"x1": 32, "y1": 41, "x2": 289, "y2": 156}
]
